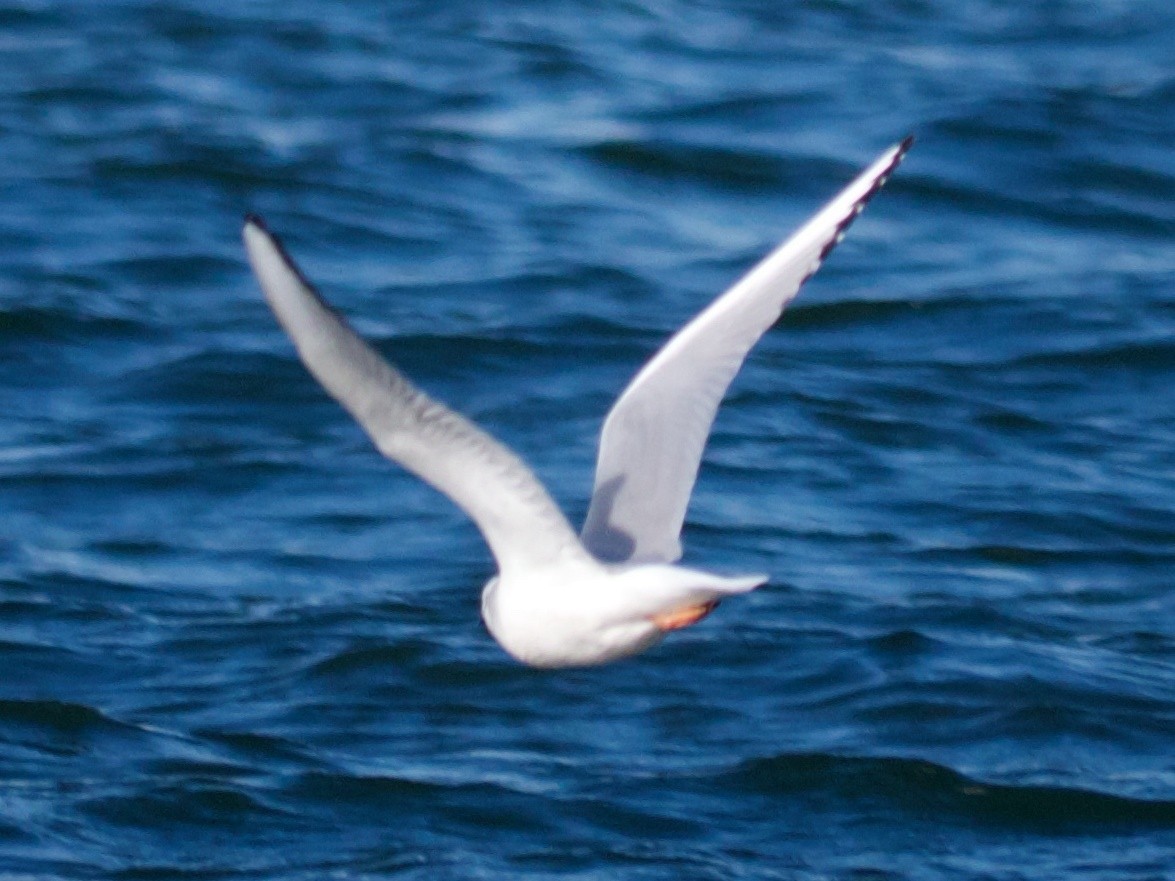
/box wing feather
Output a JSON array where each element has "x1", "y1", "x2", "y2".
[
  {"x1": 581, "y1": 137, "x2": 913, "y2": 563},
  {"x1": 243, "y1": 218, "x2": 589, "y2": 578}
]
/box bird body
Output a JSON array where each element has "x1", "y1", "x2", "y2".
[
  {"x1": 243, "y1": 136, "x2": 911, "y2": 667},
  {"x1": 480, "y1": 563, "x2": 766, "y2": 667}
]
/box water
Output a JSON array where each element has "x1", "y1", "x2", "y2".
[{"x1": 2, "y1": 1, "x2": 1173, "y2": 878}]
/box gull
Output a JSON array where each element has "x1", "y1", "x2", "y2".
[{"x1": 243, "y1": 136, "x2": 912, "y2": 668}]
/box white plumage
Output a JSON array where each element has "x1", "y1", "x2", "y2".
[{"x1": 243, "y1": 137, "x2": 911, "y2": 667}]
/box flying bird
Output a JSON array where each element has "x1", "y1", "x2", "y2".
[{"x1": 243, "y1": 136, "x2": 912, "y2": 667}]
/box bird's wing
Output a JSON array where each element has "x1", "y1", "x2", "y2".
[
  {"x1": 581, "y1": 137, "x2": 913, "y2": 563},
  {"x1": 243, "y1": 218, "x2": 590, "y2": 578}
]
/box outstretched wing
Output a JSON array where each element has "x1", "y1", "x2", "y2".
[
  {"x1": 581, "y1": 137, "x2": 913, "y2": 563},
  {"x1": 243, "y1": 218, "x2": 590, "y2": 578}
]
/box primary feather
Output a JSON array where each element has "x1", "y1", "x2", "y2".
[{"x1": 581, "y1": 137, "x2": 913, "y2": 563}]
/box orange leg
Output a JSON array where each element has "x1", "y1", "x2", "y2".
[{"x1": 650, "y1": 600, "x2": 720, "y2": 631}]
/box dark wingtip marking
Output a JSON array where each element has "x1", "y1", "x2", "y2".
[
  {"x1": 803, "y1": 135, "x2": 914, "y2": 284},
  {"x1": 241, "y1": 215, "x2": 325, "y2": 298}
]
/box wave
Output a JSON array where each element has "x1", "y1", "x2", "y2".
[{"x1": 722, "y1": 752, "x2": 1175, "y2": 829}]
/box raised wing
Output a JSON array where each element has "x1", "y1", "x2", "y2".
[
  {"x1": 243, "y1": 217, "x2": 590, "y2": 578},
  {"x1": 581, "y1": 137, "x2": 913, "y2": 563}
]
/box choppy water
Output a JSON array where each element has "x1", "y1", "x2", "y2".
[{"x1": 2, "y1": 2, "x2": 1174, "y2": 878}]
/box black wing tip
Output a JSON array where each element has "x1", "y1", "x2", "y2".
[
  {"x1": 240, "y1": 214, "x2": 323, "y2": 297},
  {"x1": 809, "y1": 135, "x2": 914, "y2": 269},
  {"x1": 863, "y1": 133, "x2": 916, "y2": 202},
  {"x1": 885, "y1": 134, "x2": 915, "y2": 178},
  {"x1": 243, "y1": 212, "x2": 269, "y2": 232},
  {"x1": 242, "y1": 212, "x2": 289, "y2": 259}
]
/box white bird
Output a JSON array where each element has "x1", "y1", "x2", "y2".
[{"x1": 243, "y1": 136, "x2": 912, "y2": 668}]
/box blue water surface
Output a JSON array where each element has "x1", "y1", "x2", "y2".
[{"x1": 1, "y1": 1, "x2": 1173, "y2": 878}]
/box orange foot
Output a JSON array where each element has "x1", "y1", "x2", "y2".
[{"x1": 650, "y1": 600, "x2": 720, "y2": 632}]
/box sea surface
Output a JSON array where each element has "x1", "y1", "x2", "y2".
[{"x1": 1, "y1": 2, "x2": 1173, "y2": 878}]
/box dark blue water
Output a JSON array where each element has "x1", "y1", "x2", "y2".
[{"x1": 2, "y1": 2, "x2": 1173, "y2": 878}]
